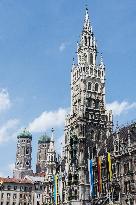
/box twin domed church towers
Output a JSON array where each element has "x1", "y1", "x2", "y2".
[
  {"x1": 13, "y1": 8, "x2": 114, "y2": 205},
  {"x1": 13, "y1": 128, "x2": 56, "y2": 179}
]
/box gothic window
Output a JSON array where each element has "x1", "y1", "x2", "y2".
[
  {"x1": 84, "y1": 54, "x2": 87, "y2": 62},
  {"x1": 88, "y1": 82, "x2": 91, "y2": 90},
  {"x1": 90, "y1": 53, "x2": 93, "y2": 65},
  {"x1": 89, "y1": 36, "x2": 91, "y2": 46},
  {"x1": 84, "y1": 36, "x2": 87, "y2": 46},
  {"x1": 98, "y1": 70, "x2": 101, "y2": 77},
  {"x1": 95, "y1": 83, "x2": 99, "y2": 92},
  {"x1": 77, "y1": 71, "x2": 79, "y2": 78},
  {"x1": 87, "y1": 98, "x2": 92, "y2": 108},
  {"x1": 51, "y1": 155, "x2": 53, "y2": 161},
  {"x1": 26, "y1": 148, "x2": 29, "y2": 155},
  {"x1": 95, "y1": 99, "x2": 99, "y2": 109},
  {"x1": 115, "y1": 144, "x2": 118, "y2": 152}
]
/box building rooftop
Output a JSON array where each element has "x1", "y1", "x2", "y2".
[
  {"x1": 0, "y1": 177, "x2": 32, "y2": 184},
  {"x1": 17, "y1": 129, "x2": 32, "y2": 139},
  {"x1": 38, "y1": 134, "x2": 51, "y2": 144}
]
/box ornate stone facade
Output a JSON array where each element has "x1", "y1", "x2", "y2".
[{"x1": 62, "y1": 8, "x2": 112, "y2": 205}]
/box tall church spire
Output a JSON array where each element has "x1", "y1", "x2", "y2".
[{"x1": 78, "y1": 7, "x2": 97, "y2": 65}]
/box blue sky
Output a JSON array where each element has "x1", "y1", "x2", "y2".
[{"x1": 0, "y1": 0, "x2": 136, "y2": 176}]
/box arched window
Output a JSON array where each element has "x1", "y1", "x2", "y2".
[
  {"x1": 88, "y1": 36, "x2": 91, "y2": 47},
  {"x1": 84, "y1": 36, "x2": 87, "y2": 46},
  {"x1": 98, "y1": 70, "x2": 101, "y2": 77},
  {"x1": 95, "y1": 83, "x2": 99, "y2": 92},
  {"x1": 26, "y1": 148, "x2": 29, "y2": 155},
  {"x1": 88, "y1": 82, "x2": 91, "y2": 90},
  {"x1": 87, "y1": 98, "x2": 92, "y2": 108},
  {"x1": 90, "y1": 53, "x2": 93, "y2": 65},
  {"x1": 51, "y1": 155, "x2": 53, "y2": 161}
]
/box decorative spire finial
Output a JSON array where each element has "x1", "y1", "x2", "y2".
[
  {"x1": 51, "y1": 128, "x2": 54, "y2": 141},
  {"x1": 83, "y1": 5, "x2": 90, "y2": 30},
  {"x1": 100, "y1": 53, "x2": 104, "y2": 65},
  {"x1": 85, "y1": 6, "x2": 89, "y2": 21},
  {"x1": 72, "y1": 57, "x2": 75, "y2": 65}
]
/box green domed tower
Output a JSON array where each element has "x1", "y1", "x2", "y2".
[{"x1": 13, "y1": 129, "x2": 33, "y2": 179}]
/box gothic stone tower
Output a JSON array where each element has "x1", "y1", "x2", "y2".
[
  {"x1": 36, "y1": 129, "x2": 56, "y2": 177},
  {"x1": 13, "y1": 129, "x2": 33, "y2": 179},
  {"x1": 63, "y1": 8, "x2": 113, "y2": 205}
]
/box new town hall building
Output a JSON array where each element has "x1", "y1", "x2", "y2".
[{"x1": 0, "y1": 8, "x2": 136, "y2": 205}]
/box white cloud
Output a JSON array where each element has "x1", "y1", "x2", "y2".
[
  {"x1": 0, "y1": 119, "x2": 20, "y2": 144},
  {"x1": 28, "y1": 108, "x2": 68, "y2": 133},
  {"x1": 106, "y1": 101, "x2": 136, "y2": 116},
  {"x1": 0, "y1": 89, "x2": 11, "y2": 112},
  {"x1": 59, "y1": 42, "x2": 66, "y2": 52}
]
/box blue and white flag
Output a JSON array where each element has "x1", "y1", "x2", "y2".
[{"x1": 88, "y1": 159, "x2": 94, "y2": 196}]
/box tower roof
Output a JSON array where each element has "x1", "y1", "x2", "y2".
[
  {"x1": 38, "y1": 134, "x2": 51, "y2": 144},
  {"x1": 17, "y1": 129, "x2": 32, "y2": 139}
]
